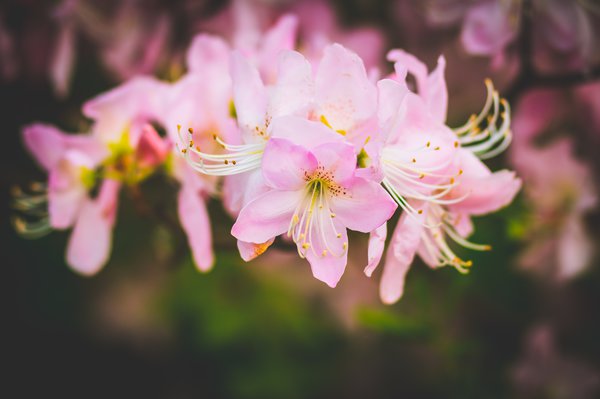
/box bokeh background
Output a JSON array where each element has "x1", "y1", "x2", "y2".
[{"x1": 2, "y1": 0, "x2": 600, "y2": 398}]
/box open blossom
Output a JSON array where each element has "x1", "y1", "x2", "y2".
[
  {"x1": 21, "y1": 124, "x2": 115, "y2": 275},
  {"x1": 19, "y1": 77, "x2": 172, "y2": 275},
  {"x1": 231, "y1": 123, "x2": 396, "y2": 287},
  {"x1": 364, "y1": 49, "x2": 520, "y2": 304},
  {"x1": 16, "y1": 10, "x2": 523, "y2": 302}
]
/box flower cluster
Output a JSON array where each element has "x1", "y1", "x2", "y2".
[{"x1": 17, "y1": 11, "x2": 520, "y2": 304}]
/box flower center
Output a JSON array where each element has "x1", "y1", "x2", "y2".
[{"x1": 287, "y1": 168, "x2": 348, "y2": 260}]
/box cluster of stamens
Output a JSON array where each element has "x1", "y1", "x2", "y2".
[
  {"x1": 454, "y1": 79, "x2": 512, "y2": 160},
  {"x1": 419, "y1": 204, "x2": 491, "y2": 273},
  {"x1": 381, "y1": 140, "x2": 464, "y2": 222},
  {"x1": 177, "y1": 125, "x2": 265, "y2": 176},
  {"x1": 11, "y1": 182, "x2": 52, "y2": 239},
  {"x1": 287, "y1": 167, "x2": 348, "y2": 259}
]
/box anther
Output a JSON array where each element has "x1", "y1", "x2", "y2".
[{"x1": 188, "y1": 127, "x2": 194, "y2": 134}]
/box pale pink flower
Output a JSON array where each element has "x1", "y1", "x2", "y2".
[
  {"x1": 22, "y1": 123, "x2": 118, "y2": 275},
  {"x1": 377, "y1": 148, "x2": 521, "y2": 304},
  {"x1": 231, "y1": 130, "x2": 396, "y2": 287},
  {"x1": 163, "y1": 34, "x2": 243, "y2": 271},
  {"x1": 460, "y1": 0, "x2": 519, "y2": 67},
  {"x1": 512, "y1": 139, "x2": 597, "y2": 281},
  {"x1": 366, "y1": 49, "x2": 520, "y2": 303},
  {"x1": 20, "y1": 77, "x2": 175, "y2": 275}
]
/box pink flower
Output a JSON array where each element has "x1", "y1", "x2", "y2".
[
  {"x1": 461, "y1": 1, "x2": 519, "y2": 66},
  {"x1": 231, "y1": 129, "x2": 396, "y2": 288},
  {"x1": 22, "y1": 123, "x2": 118, "y2": 275},
  {"x1": 377, "y1": 148, "x2": 521, "y2": 304},
  {"x1": 512, "y1": 139, "x2": 597, "y2": 281},
  {"x1": 20, "y1": 77, "x2": 174, "y2": 275},
  {"x1": 365, "y1": 49, "x2": 520, "y2": 303}
]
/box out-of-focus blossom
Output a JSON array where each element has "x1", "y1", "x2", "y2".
[
  {"x1": 98, "y1": 1, "x2": 171, "y2": 82},
  {"x1": 511, "y1": 86, "x2": 598, "y2": 280},
  {"x1": 18, "y1": 77, "x2": 173, "y2": 274},
  {"x1": 425, "y1": 0, "x2": 597, "y2": 71},
  {"x1": 512, "y1": 324, "x2": 600, "y2": 399},
  {"x1": 21, "y1": 124, "x2": 116, "y2": 275},
  {"x1": 512, "y1": 138, "x2": 597, "y2": 281},
  {"x1": 291, "y1": 0, "x2": 385, "y2": 70}
]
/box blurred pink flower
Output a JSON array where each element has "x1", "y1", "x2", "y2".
[
  {"x1": 426, "y1": 0, "x2": 597, "y2": 71},
  {"x1": 291, "y1": 0, "x2": 385, "y2": 70},
  {"x1": 22, "y1": 123, "x2": 117, "y2": 275},
  {"x1": 512, "y1": 138, "x2": 597, "y2": 281},
  {"x1": 512, "y1": 324, "x2": 600, "y2": 398}
]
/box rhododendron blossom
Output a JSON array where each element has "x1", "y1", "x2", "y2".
[{"x1": 16, "y1": 11, "x2": 521, "y2": 303}]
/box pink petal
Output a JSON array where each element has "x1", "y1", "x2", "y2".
[
  {"x1": 304, "y1": 220, "x2": 348, "y2": 288},
  {"x1": 377, "y1": 78, "x2": 409, "y2": 137},
  {"x1": 262, "y1": 138, "x2": 318, "y2": 191},
  {"x1": 380, "y1": 211, "x2": 424, "y2": 304},
  {"x1": 332, "y1": 177, "x2": 397, "y2": 233},
  {"x1": 135, "y1": 124, "x2": 170, "y2": 168},
  {"x1": 450, "y1": 169, "x2": 522, "y2": 216},
  {"x1": 315, "y1": 43, "x2": 377, "y2": 132},
  {"x1": 178, "y1": 183, "x2": 214, "y2": 272},
  {"x1": 425, "y1": 56, "x2": 448, "y2": 123},
  {"x1": 231, "y1": 50, "x2": 268, "y2": 135},
  {"x1": 364, "y1": 223, "x2": 387, "y2": 277},
  {"x1": 237, "y1": 239, "x2": 274, "y2": 262},
  {"x1": 258, "y1": 14, "x2": 299, "y2": 83},
  {"x1": 83, "y1": 77, "x2": 170, "y2": 144},
  {"x1": 186, "y1": 33, "x2": 231, "y2": 75},
  {"x1": 512, "y1": 88, "x2": 564, "y2": 144},
  {"x1": 556, "y1": 214, "x2": 593, "y2": 281},
  {"x1": 50, "y1": 21, "x2": 76, "y2": 98},
  {"x1": 460, "y1": 1, "x2": 517, "y2": 56},
  {"x1": 387, "y1": 49, "x2": 428, "y2": 95},
  {"x1": 66, "y1": 179, "x2": 120, "y2": 276},
  {"x1": 269, "y1": 115, "x2": 343, "y2": 148},
  {"x1": 22, "y1": 124, "x2": 70, "y2": 171},
  {"x1": 231, "y1": 190, "x2": 301, "y2": 244},
  {"x1": 311, "y1": 141, "x2": 357, "y2": 185},
  {"x1": 340, "y1": 27, "x2": 385, "y2": 70},
  {"x1": 268, "y1": 50, "x2": 314, "y2": 119},
  {"x1": 222, "y1": 169, "x2": 268, "y2": 217}
]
